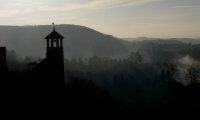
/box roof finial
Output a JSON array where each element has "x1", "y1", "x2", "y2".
[{"x1": 52, "y1": 22, "x2": 55, "y2": 31}]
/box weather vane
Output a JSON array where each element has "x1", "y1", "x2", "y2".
[{"x1": 52, "y1": 22, "x2": 55, "y2": 31}]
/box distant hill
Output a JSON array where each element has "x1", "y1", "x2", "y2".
[
  {"x1": 0, "y1": 25, "x2": 130, "y2": 59},
  {"x1": 123, "y1": 37, "x2": 200, "y2": 44},
  {"x1": 1, "y1": 24, "x2": 200, "y2": 61}
]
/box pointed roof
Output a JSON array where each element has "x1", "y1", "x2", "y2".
[{"x1": 45, "y1": 24, "x2": 64, "y2": 39}]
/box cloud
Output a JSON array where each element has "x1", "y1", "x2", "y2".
[
  {"x1": 0, "y1": 10, "x2": 19, "y2": 18},
  {"x1": 40, "y1": 0, "x2": 160, "y2": 11},
  {"x1": 0, "y1": 0, "x2": 160, "y2": 12},
  {"x1": 0, "y1": 0, "x2": 160, "y2": 19},
  {"x1": 175, "y1": 5, "x2": 200, "y2": 9},
  {"x1": 107, "y1": 0, "x2": 161, "y2": 8}
]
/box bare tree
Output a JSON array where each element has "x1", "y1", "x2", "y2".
[{"x1": 186, "y1": 67, "x2": 199, "y2": 84}]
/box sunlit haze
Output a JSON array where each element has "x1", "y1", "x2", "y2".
[{"x1": 0, "y1": 0, "x2": 200, "y2": 38}]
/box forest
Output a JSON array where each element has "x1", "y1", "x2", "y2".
[{"x1": 4, "y1": 43, "x2": 200, "y2": 117}]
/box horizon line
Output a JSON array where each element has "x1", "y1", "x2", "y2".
[{"x1": 0, "y1": 24, "x2": 199, "y2": 39}]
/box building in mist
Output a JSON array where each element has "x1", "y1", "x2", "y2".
[
  {"x1": 0, "y1": 47, "x2": 7, "y2": 72},
  {"x1": 30, "y1": 24, "x2": 65, "y2": 88}
]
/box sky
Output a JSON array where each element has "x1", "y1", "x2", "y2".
[{"x1": 0, "y1": 0, "x2": 200, "y2": 38}]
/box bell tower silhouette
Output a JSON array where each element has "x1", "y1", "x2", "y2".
[
  {"x1": 45, "y1": 23, "x2": 64, "y2": 58},
  {"x1": 44, "y1": 23, "x2": 65, "y2": 86}
]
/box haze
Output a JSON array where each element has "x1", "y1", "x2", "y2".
[{"x1": 0, "y1": 0, "x2": 200, "y2": 38}]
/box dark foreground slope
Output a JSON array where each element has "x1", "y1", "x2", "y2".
[{"x1": 1, "y1": 69, "x2": 200, "y2": 118}]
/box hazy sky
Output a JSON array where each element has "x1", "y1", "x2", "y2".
[{"x1": 0, "y1": 0, "x2": 200, "y2": 38}]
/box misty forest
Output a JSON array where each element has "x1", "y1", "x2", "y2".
[{"x1": 1, "y1": 25, "x2": 200, "y2": 117}]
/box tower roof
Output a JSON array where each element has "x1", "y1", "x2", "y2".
[{"x1": 45, "y1": 28, "x2": 64, "y2": 40}]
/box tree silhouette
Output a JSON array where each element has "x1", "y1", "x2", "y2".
[{"x1": 186, "y1": 67, "x2": 199, "y2": 84}]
